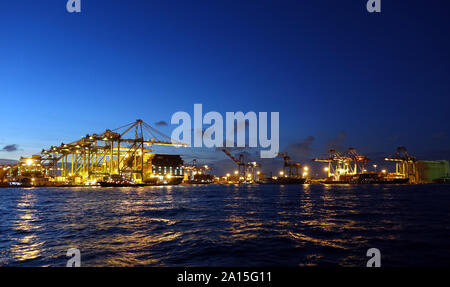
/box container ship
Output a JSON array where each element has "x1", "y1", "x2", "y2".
[
  {"x1": 183, "y1": 160, "x2": 214, "y2": 184},
  {"x1": 257, "y1": 177, "x2": 306, "y2": 185},
  {"x1": 317, "y1": 173, "x2": 409, "y2": 184},
  {"x1": 313, "y1": 147, "x2": 449, "y2": 184}
]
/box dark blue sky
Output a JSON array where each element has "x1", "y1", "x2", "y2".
[{"x1": 1, "y1": 0, "x2": 450, "y2": 167}]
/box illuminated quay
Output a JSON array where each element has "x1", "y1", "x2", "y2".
[
  {"x1": 1, "y1": 121, "x2": 449, "y2": 187},
  {"x1": 0, "y1": 120, "x2": 186, "y2": 187}
]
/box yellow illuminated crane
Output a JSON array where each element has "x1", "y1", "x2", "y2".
[
  {"x1": 347, "y1": 148, "x2": 369, "y2": 174},
  {"x1": 314, "y1": 149, "x2": 353, "y2": 179},
  {"x1": 314, "y1": 148, "x2": 370, "y2": 180},
  {"x1": 38, "y1": 119, "x2": 186, "y2": 184},
  {"x1": 384, "y1": 146, "x2": 417, "y2": 183}
]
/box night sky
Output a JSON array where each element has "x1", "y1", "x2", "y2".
[{"x1": 1, "y1": 0, "x2": 449, "y2": 174}]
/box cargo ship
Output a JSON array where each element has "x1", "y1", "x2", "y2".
[
  {"x1": 356, "y1": 173, "x2": 409, "y2": 184},
  {"x1": 258, "y1": 177, "x2": 306, "y2": 185},
  {"x1": 98, "y1": 175, "x2": 183, "y2": 187},
  {"x1": 99, "y1": 154, "x2": 184, "y2": 187},
  {"x1": 184, "y1": 174, "x2": 215, "y2": 184},
  {"x1": 317, "y1": 173, "x2": 409, "y2": 184}
]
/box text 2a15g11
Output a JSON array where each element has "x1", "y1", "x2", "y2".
[{"x1": 221, "y1": 272, "x2": 271, "y2": 282}]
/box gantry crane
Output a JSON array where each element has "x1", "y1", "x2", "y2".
[
  {"x1": 222, "y1": 149, "x2": 247, "y2": 181},
  {"x1": 38, "y1": 119, "x2": 186, "y2": 184},
  {"x1": 184, "y1": 159, "x2": 212, "y2": 181},
  {"x1": 314, "y1": 149, "x2": 353, "y2": 179},
  {"x1": 347, "y1": 148, "x2": 369, "y2": 174},
  {"x1": 314, "y1": 148, "x2": 370, "y2": 180},
  {"x1": 385, "y1": 146, "x2": 417, "y2": 182},
  {"x1": 277, "y1": 152, "x2": 303, "y2": 178},
  {"x1": 221, "y1": 149, "x2": 261, "y2": 183},
  {"x1": 246, "y1": 161, "x2": 262, "y2": 182}
]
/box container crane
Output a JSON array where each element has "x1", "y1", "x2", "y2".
[
  {"x1": 221, "y1": 149, "x2": 261, "y2": 183},
  {"x1": 222, "y1": 149, "x2": 247, "y2": 182},
  {"x1": 183, "y1": 159, "x2": 214, "y2": 183},
  {"x1": 277, "y1": 152, "x2": 303, "y2": 178},
  {"x1": 347, "y1": 148, "x2": 369, "y2": 174},
  {"x1": 314, "y1": 149, "x2": 353, "y2": 180},
  {"x1": 385, "y1": 146, "x2": 417, "y2": 183},
  {"x1": 37, "y1": 119, "x2": 186, "y2": 184}
]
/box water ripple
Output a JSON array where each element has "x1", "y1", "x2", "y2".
[{"x1": 0, "y1": 184, "x2": 450, "y2": 266}]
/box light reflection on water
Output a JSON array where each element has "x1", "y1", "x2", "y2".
[
  {"x1": 0, "y1": 184, "x2": 449, "y2": 266},
  {"x1": 10, "y1": 192, "x2": 44, "y2": 262}
]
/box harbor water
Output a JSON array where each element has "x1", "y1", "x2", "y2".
[{"x1": 1, "y1": 184, "x2": 449, "y2": 266}]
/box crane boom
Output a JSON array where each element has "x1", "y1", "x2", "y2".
[{"x1": 222, "y1": 149, "x2": 242, "y2": 165}]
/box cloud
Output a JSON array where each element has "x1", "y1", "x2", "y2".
[
  {"x1": 155, "y1": 121, "x2": 168, "y2": 126},
  {"x1": 326, "y1": 132, "x2": 347, "y2": 152},
  {"x1": 284, "y1": 136, "x2": 315, "y2": 160},
  {"x1": 0, "y1": 159, "x2": 19, "y2": 165},
  {"x1": 2, "y1": 144, "x2": 18, "y2": 152}
]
